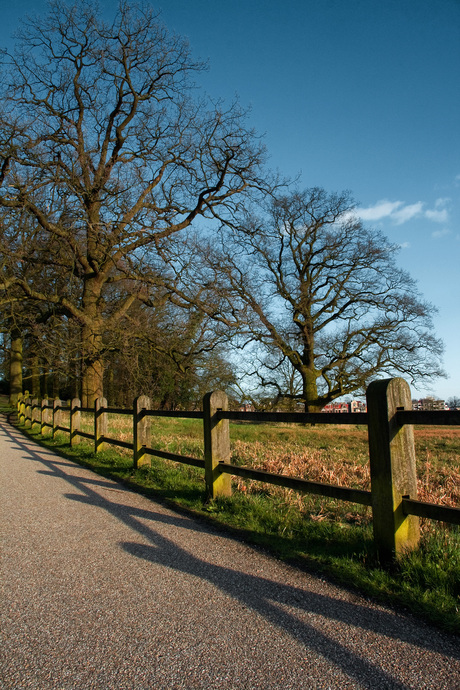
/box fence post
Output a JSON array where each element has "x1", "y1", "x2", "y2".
[
  {"x1": 53, "y1": 399, "x2": 62, "y2": 439},
  {"x1": 25, "y1": 397, "x2": 32, "y2": 427},
  {"x1": 366, "y1": 377, "x2": 420, "y2": 564},
  {"x1": 40, "y1": 398, "x2": 46, "y2": 434},
  {"x1": 70, "y1": 398, "x2": 81, "y2": 446},
  {"x1": 133, "y1": 395, "x2": 151, "y2": 469},
  {"x1": 94, "y1": 397, "x2": 108, "y2": 452},
  {"x1": 41, "y1": 398, "x2": 52, "y2": 436},
  {"x1": 31, "y1": 398, "x2": 40, "y2": 431},
  {"x1": 203, "y1": 390, "x2": 232, "y2": 500},
  {"x1": 18, "y1": 394, "x2": 26, "y2": 425}
]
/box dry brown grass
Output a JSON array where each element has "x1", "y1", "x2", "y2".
[{"x1": 75, "y1": 412, "x2": 459, "y2": 526}]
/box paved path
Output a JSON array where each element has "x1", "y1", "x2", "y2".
[{"x1": 1, "y1": 418, "x2": 459, "y2": 689}]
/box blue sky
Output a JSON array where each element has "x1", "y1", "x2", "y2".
[{"x1": 1, "y1": 0, "x2": 459, "y2": 400}]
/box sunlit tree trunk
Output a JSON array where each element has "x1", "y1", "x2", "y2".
[
  {"x1": 81, "y1": 324, "x2": 104, "y2": 408},
  {"x1": 301, "y1": 367, "x2": 323, "y2": 413}
]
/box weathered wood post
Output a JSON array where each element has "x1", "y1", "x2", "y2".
[
  {"x1": 25, "y1": 396, "x2": 32, "y2": 427},
  {"x1": 18, "y1": 394, "x2": 26, "y2": 425},
  {"x1": 366, "y1": 377, "x2": 420, "y2": 564},
  {"x1": 133, "y1": 395, "x2": 151, "y2": 469},
  {"x1": 31, "y1": 398, "x2": 40, "y2": 431},
  {"x1": 94, "y1": 397, "x2": 108, "y2": 452},
  {"x1": 203, "y1": 390, "x2": 232, "y2": 500},
  {"x1": 24, "y1": 391, "x2": 30, "y2": 425},
  {"x1": 70, "y1": 398, "x2": 81, "y2": 446},
  {"x1": 41, "y1": 398, "x2": 52, "y2": 436},
  {"x1": 40, "y1": 398, "x2": 46, "y2": 434},
  {"x1": 52, "y1": 399, "x2": 62, "y2": 439}
]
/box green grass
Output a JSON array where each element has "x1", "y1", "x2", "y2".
[{"x1": 4, "y1": 400, "x2": 459, "y2": 636}]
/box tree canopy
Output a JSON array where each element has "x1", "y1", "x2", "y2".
[
  {"x1": 0, "y1": 0, "x2": 266, "y2": 405},
  {"x1": 169, "y1": 188, "x2": 445, "y2": 411}
]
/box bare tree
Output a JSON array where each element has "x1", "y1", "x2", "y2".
[
  {"x1": 169, "y1": 188, "x2": 445, "y2": 411},
  {"x1": 0, "y1": 1, "x2": 266, "y2": 406}
]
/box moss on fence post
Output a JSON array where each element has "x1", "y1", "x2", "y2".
[
  {"x1": 41, "y1": 398, "x2": 53, "y2": 436},
  {"x1": 366, "y1": 377, "x2": 420, "y2": 564},
  {"x1": 203, "y1": 390, "x2": 232, "y2": 500},
  {"x1": 133, "y1": 395, "x2": 151, "y2": 469},
  {"x1": 24, "y1": 396, "x2": 32, "y2": 427},
  {"x1": 18, "y1": 393, "x2": 27, "y2": 425}
]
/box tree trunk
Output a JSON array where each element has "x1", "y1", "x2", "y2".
[
  {"x1": 52, "y1": 370, "x2": 60, "y2": 398},
  {"x1": 42, "y1": 369, "x2": 50, "y2": 398},
  {"x1": 9, "y1": 330, "x2": 23, "y2": 405},
  {"x1": 81, "y1": 322, "x2": 104, "y2": 408},
  {"x1": 302, "y1": 367, "x2": 323, "y2": 413},
  {"x1": 30, "y1": 353, "x2": 41, "y2": 398},
  {"x1": 80, "y1": 273, "x2": 105, "y2": 408}
]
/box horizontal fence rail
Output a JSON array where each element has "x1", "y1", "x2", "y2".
[
  {"x1": 219, "y1": 410, "x2": 368, "y2": 425},
  {"x1": 402, "y1": 498, "x2": 460, "y2": 526},
  {"x1": 16, "y1": 377, "x2": 459, "y2": 565},
  {"x1": 145, "y1": 410, "x2": 204, "y2": 419},
  {"x1": 218, "y1": 463, "x2": 373, "y2": 506},
  {"x1": 145, "y1": 446, "x2": 206, "y2": 469},
  {"x1": 396, "y1": 410, "x2": 460, "y2": 426}
]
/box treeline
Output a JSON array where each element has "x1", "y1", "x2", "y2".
[{"x1": 0, "y1": 299, "x2": 237, "y2": 410}]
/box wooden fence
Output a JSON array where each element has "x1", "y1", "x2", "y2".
[{"x1": 16, "y1": 377, "x2": 460, "y2": 564}]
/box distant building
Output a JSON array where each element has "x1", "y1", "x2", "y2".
[
  {"x1": 239, "y1": 403, "x2": 255, "y2": 412},
  {"x1": 322, "y1": 400, "x2": 367, "y2": 413},
  {"x1": 349, "y1": 400, "x2": 367, "y2": 413},
  {"x1": 411, "y1": 398, "x2": 445, "y2": 411}
]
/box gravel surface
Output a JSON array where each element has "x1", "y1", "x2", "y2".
[{"x1": 1, "y1": 417, "x2": 459, "y2": 689}]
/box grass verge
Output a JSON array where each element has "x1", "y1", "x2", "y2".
[{"x1": 4, "y1": 404, "x2": 459, "y2": 636}]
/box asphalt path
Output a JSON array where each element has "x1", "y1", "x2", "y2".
[{"x1": 1, "y1": 417, "x2": 459, "y2": 689}]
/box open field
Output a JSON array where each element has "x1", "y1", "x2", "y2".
[{"x1": 77, "y1": 413, "x2": 459, "y2": 531}]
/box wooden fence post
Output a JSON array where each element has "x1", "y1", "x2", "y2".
[
  {"x1": 40, "y1": 398, "x2": 46, "y2": 434},
  {"x1": 133, "y1": 395, "x2": 151, "y2": 469},
  {"x1": 18, "y1": 394, "x2": 26, "y2": 425},
  {"x1": 70, "y1": 398, "x2": 81, "y2": 446},
  {"x1": 53, "y1": 399, "x2": 62, "y2": 439},
  {"x1": 31, "y1": 398, "x2": 40, "y2": 431},
  {"x1": 94, "y1": 397, "x2": 108, "y2": 452},
  {"x1": 41, "y1": 398, "x2": 52, "y2": 436},
  {"x1": 366, "y1": 377, "x2": 420, "y2": 564},
  {"x1": 25, "y1": 397, "x2": 32, "y2": 427},
  {"x1": 203, "y1": 390, "x2": 232, "y2": 500}
]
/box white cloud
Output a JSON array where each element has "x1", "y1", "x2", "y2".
[
  {"x1": 425, "y1": 197, "x2": 451, "y2": 223},
  {"x1": 434, "y1": 197, "x2": 450, "y2": 208},
  {"x1": 356, "y1": 196, "x2": 452, "y2": 226},
  {"x1": 356, "y1": 199, "x2": 424, "y2": 225},
  {"x1": 399, "y1": 241, "x2": 411, "y2": 249},
  {"x1": 425, "y1": 208, "x2": 449, "y2": 223},
  {"x1": 392, "y1": 202, "x2": 424, "y2": 225},
  {"x1": 356, "y1": 200, "x2": 403, "y2": 221},
  {"x1": 431, "y1": 228, "x2": 452, "y2": 239}
]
